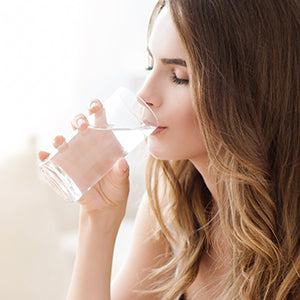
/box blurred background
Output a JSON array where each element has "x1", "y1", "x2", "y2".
[{"x1": 0, "y1": 0, "x2": 157, "y2": 299}]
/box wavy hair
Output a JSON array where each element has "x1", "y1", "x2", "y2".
[{"x1": 145, "y1": 0, "x2": 300, "y2": 299}]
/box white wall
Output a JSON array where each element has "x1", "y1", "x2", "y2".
[
  {"x1": 0, "y1": 0, "x2": 157, "y2": 158},
  {"x1": 0, "y1": 1, "x2": 157, "y2": 299}
]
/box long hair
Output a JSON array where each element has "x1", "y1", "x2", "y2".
[{"x1": 145, "y1": 0, "x2": 300, "y2": 299}]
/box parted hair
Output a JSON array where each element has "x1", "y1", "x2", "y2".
[{"x1": 145, "y1": 0, "x2": 300, "y2": 299}]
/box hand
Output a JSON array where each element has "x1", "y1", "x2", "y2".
[{"x1": 38, "y1": 100, "x2": 130, "y2": 218}]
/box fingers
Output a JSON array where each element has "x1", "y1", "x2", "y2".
[
  {"x1": 52, "y1": 135, "x2": 66, "y2": 148},
  {"x1": 39, "y1": 99, "x2": 103, "y2": 162},
  {"x1": 71, "y1": 113, "x2": 89, "y2": 131},
  {"x1": 38, "y1": 135, "x2": 67, "y2": 161},
  {"x1": 38, "y1": 151, "x2": 50, "y2": 162},
  {"x1": 71, "y1": 100, "x2": 103, "y2": 131},
  {"x1": 117, "y1": 158, "x2": 129, "y2": 175},
  {"x1": 109, "y1": 158, "x2": 130, "y2": 185},
  {"x1": 89, "y1": 99, "x2": 108, "y2": 128},
  {"x1": 88, "y1": 99, "x2": 103, "y2": 115}
]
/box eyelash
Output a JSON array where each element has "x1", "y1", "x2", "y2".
[
  {"x1": 171, "y1": 72, "x2": 189, "y2": 85},
  {"x1": 145, "y1": 66, "x2": 189, "y2": 85}
]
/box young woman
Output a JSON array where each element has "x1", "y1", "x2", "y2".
[{"x1": 39, "y1": 0, "x2": 300, "y2": 299}]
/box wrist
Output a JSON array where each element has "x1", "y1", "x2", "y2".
[{"x1": 79, "y1": 206, "x2": 125, "y2": 233}]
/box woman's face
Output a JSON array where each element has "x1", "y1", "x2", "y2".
[{"x1": 138, "y1": 8, "x2": 207, "y2": 162}]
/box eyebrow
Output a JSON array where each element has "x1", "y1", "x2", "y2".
[{"x1": 147, "y1": 47, "x2": 187, "y2": 67}]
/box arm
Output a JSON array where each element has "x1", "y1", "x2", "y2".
[
  {"x1": 66, "y1": 209, "x2": 122, "y2": 300},
  {"x1": 67, "y1": 194, "x2": 169, "y2": 300},
  {"x1": 38, "y1": 101, "x2": 131, "y2": 300},
  {"x1": 66, "y1": 161, "x2": 130, "y2": 300},
  {"x1": 112, "y1": 196, "x2": 171, "y2": 300},
  {"x1": 40, "y1": 101, "x2": 168, "y2": 299}
]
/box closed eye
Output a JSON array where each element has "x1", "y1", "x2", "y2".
[{"x1": 171, "y1": 72, "x2": 189, "y2": 85}]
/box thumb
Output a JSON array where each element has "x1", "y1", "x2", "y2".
[
  {"x1": 110, "y1": 158, "x2": 130, "y2": 184},
  {"x1": 117, "y1": 158, "x2": 129, "y2": 174}
]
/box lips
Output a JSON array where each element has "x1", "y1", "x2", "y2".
[
  {"x1": 143, "y1": 119, "x2": 166, "y2": 135},
  {"x1": 151, "y1": 126, "x2": 167, "y2": 135}
]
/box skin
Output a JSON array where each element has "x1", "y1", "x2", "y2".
[
  {"x1": 39, "y1": 7, "x2": 226, "y2": 300},
  {"x1": 138, "y1": 7, "x2": 218, "y2": 201},
  {"x1": 139, "y1": 9, "x2": 207, "y2": 162}
]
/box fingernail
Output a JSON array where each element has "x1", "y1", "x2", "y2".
[
  {"x1": 77, "y1": 118, "x2": 85, "y2": 127},
  {"x1": 119, "y1": 159, "x2": 129, "y2": 173},
  {"x1": 90, "y1": 102, "x2": 99, "y2": 109}
]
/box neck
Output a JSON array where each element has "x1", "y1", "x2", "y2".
[
  {"x1": 190, "y1": 155, "x2": 218, "y2": 203},
  {"x1": 190, "y1": 155, "x2": 233, "y2": 260}
]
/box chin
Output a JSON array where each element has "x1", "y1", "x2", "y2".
[
  {"x1": 147, "y1": 146, "x2": 168, "y2": 160},
  {"x1": 147, "y1": 138, "x2": 180, "y2": 160},
  {"x1": 147, "y1": 139, "x2": 208, "y2": 162},
  {"x1": 147, "y1": 145, "x2": 183, "y2": 161},
  {"x1": 147, "y1": 149, "x2": 166, "y2": 160}
]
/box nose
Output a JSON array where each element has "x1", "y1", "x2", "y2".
[{"x1": 136, "y1": 73, "x2": 163, "y2": 108}]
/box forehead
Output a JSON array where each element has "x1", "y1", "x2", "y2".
[{"x1": 149, "y1": 8, "x2": 186, "y2": 59}]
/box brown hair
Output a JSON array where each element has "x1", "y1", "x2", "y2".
[{"x1": 145, "y1": 0, "x2": 300, "y2": 299}]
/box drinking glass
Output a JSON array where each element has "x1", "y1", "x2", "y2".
[{"x1": 39, "y1": 87, "x2": 158, "y2": 202}]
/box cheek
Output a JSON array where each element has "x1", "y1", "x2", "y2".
[
  {"x1": 173, "y1": 100, "x2": 207, "y2": 156},
  {"x1": 147, "y1": 108, "x2": 207, "y2": 160},
  {"x1": 181, "y1": 114, "x2": 207, "y2": 156},
  {"x1": 176, "y1": 102, "x2": 200, "y2": 137}
]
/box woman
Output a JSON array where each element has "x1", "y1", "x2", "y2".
[{"x1": 39, "y1": 0, "x2": 300, "y2": 299}]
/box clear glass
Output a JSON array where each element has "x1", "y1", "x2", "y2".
[{"x1": 39, "y1": 87, "x2": 158, "y2": 202}]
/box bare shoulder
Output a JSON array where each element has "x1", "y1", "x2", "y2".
[{"x1": 111, "y1": 195, "x2": 170, "y2": 300}]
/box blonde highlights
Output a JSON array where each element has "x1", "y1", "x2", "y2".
[{"x1": 145, "y1": 0, "x2": 300, "y2": 299}]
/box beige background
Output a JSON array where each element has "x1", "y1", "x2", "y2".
[
  {"x1": 0, "y1": 0, "x2": 157, "y2": 298},
  {"x1": 0, "y1": 137, "x2": 147, "y2": 299}
]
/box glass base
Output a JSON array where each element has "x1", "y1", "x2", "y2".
[{"x1": 40, "y1": 160, "x2": 82, "y2": 202}]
